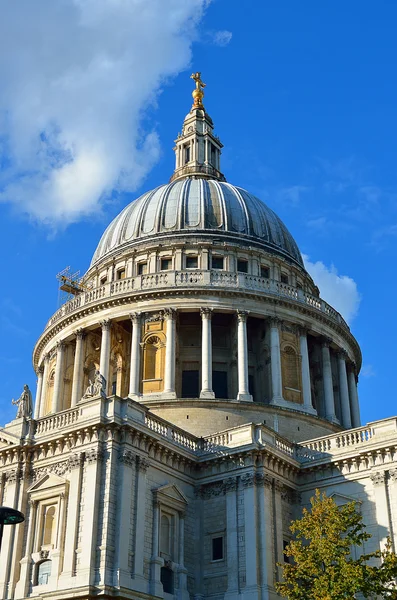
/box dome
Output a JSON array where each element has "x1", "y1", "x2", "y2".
[{"x1": 91, "y1": 179, "x2": 303, "y2": 267}]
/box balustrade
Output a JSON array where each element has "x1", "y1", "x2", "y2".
[{"x1": 45, "y1": 269, "x2": 350, "y2": 332}]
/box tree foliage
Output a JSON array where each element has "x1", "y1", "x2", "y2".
[{"x1": 276, "y1": 489, "x2": 397, "y2": 599}]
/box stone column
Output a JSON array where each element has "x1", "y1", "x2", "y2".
[
  {"x1": 322, "y1": 339, "x2": 337, "y2": 423},
  {"x1": 270, "y1": 318, "x2": 283, "y2": 403},
  {"x1": 338, "y1": 351, "x2": 352, "y2": 429},
  {"x1": 237, "y1": 310, "x2": 252, "y2": 401},
  {"x1": 200, "y1": 308, "x2": 214, "y2": 398},
  {"x1": 99, "y1": 319, "x2": 112, "y2": 391},
  {"x1": 33, "y1": 366, "x2": 44, "y2": 419},
  {"x1": 348, "y1": 368, "x2": 361, "y2": 428},
  {"x1": 71, "y1": 328, "x2": 85, "y2": 407},
  {"x1": 40, "y1": 354, "x2": 50, "y2": 417},
  {"x1": 164, "y1": 308, "x2": 177, "y2": 397},
  {"x1": 129, "y1": 312, "x2": 142, "y2": 398},
  {"x1": 225, "y1": 478, "x2": 239, "y2": 600},
  {"x1": 299, "y1": 327, "x2": 315, "y2": 413},
  {"x1": 52, "y1": 341, "x2": 66, "y2": 413}
]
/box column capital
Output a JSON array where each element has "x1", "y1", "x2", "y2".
[
  {"x1": 129, "y1": 311, "x2": 141, "y2": 324},
  {"x1": 36, "y1": 365, "x2": 44, "y2": 376},
  {"x1": 297, "y1": 324, "x2": 310, "y2": 337},
  {"x1": 236, "y1": 310, "x2": 249, "y2": 323},
  {"x1": 56, "y1": 340, "x2": 66, "y2": 352},
  {"x1": 163, "y1": 308, "x2": 177, "y2": 320},
  {"x1": 100, "y1": 319, "x2": 112, "y2": 331},
  {"x1": 337, "y1": 349, "x2": 349, "y2": 361},
  {"x1": 268, "y1": 316, "x2": 281, "y2": 328},
  {"x1": 74, "y1": 327, "x2": 85, "y2": 341},
  {"x1": 321, "y1": 336, "x2": 333, "y2": 348},
  {"x1": 370, "y1": 471, "x2": 386, "y2": 486},
  {"x1": 200, "y1": 307, "x2": 213, "y2": 319}
]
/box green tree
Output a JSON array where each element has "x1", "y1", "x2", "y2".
[{"x1": 276, "y1": 489, "x2": 397, "y2": 599}]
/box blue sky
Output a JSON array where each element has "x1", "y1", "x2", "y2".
[{"x1": 0, "y1": 0, "x2": 396, "y2": 427}]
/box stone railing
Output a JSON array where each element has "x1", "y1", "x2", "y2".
[
  {"x1": 35, "y1": 408, "x2": 80, "y2": 436},
  {"x1": 45, "y1": 270, "x2": 349, "y2": 331},
  {"x1": 145, "y1": 413, "x2": 200, "y2": 452},
  {"x1": 296, "y1": 419, "x2": 397, "y2": 463}
]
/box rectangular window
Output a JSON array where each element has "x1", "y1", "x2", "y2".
[
  {"x1": 161, "y1": 258, "x2": 172, "y2": 271},
  {"x1": 283, "y1": 540, "x2": 290, "y2": 563},
  {"x1": 280, "y1": 273, "x2": 289, "y2": 284},
  {"x1": 186, "y1": 256, "x2": 198, "y2": 269},
  {"x1": 184, "y1": 145, "x2": 190, "y2": 164},
  {"x1": 117, "y1": 269, "x2": 125, "y2": 280},
  {"x1": 138, "y1": 262, "x2": 147, "y2": 275},
  {"x1": 211, "y1": 256, "x2": 224, "y2": 270},
  {"x1": 212, "y1": 536, "x2": 224, "y2": 561},
  {"x1": 100, "y1": 276, "x2": 107, "y2": 285},
  {"x1": 260, "y1": 266, "x2": 270, "y2": 278},
  {"x1": 237, "y1": 259, "x2": 248, "y2": 273}
]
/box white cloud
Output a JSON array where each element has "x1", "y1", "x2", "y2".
[
  {"x1": 211, "y1": 30, "x2": 232, "y2": 46},
  {"x1": 303, "y1": 254, "x2": 361, "y2": 324},
  {"x1": 0, "y1": 0, "x2": 208, "y2": 226},
  {"x1": 360, "y1": 364, "x2": 376, "y2": 378},
  {"x1": 277, "y1": 185, "x2": 310, "y2": 205}
]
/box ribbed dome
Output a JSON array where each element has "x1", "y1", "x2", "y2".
[{"x1": 91, "y1": 179, "x2": 303, "y2": 267}]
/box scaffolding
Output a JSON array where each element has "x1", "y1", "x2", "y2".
[{"x1": 56, "y1": 266, "x2": 88, "y2": 306}]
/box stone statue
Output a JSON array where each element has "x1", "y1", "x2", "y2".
[
  {"x1": 83, "y1": 371, "x2": 106, "y2": 399},
  {"x1": 12, "y1": 384, "x2": 33, "y2": 419}
]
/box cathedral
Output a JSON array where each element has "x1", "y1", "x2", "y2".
[{"x1": 0, "y1": 73, "x2": 396, "y2": 600}]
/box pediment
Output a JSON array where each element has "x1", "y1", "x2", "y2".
[
  {"x1": 28, "y1": 473, "x2": 67, "y2": 499},
  {"x1": 153, "y1": 484, "x2": 188, "y2": 512},
  {"x1": 329, "y1": 492, "x2": 362, "y2": 507}
]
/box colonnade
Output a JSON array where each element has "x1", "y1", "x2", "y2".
[{"x1": 33, "y1": 309, "x2": 361, "y2": 429}]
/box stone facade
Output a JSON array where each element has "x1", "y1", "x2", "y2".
[{"x1": 0, "y1": 78, "x2": 395, "y2": 600}]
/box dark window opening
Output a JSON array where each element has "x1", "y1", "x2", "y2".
[
  {"x1": 117, "y1": 269, "x2": 125, "y2": 280},
  {"x1": 182, "y1": 370, "x2": 199, "y2": 398},
  {"x1": 283, "y1": 540, "x2": 290, "y2": 563},
  {"x1": 212, "y1": 536, "x2": 224, "y2": 561},
  {"x1": 112, "y1": 380, "x2": 117, "y2": 395},
  {"x1": 280, "y1": 273, "x2": 289, "y2": 284},
  {"x1": 212, "y1": 256, "x2": 224, "y2": 270},
  {"x1": 213, "y1": 371, "x2": 228, "y2": 399},
  {"x1": 100, "y1": 276, "x2": 107, "y2": 285},
  {"x1": 161, "y1": 258, "x2": 172, "y2": 271},
  {"x1": 211, "y1": 144, "x2": 216, "y2": 166},
  {"x1": 184, "y1": 145, "x2": 190, "y2": 164},
  {"x1": 260, "y1": 266, "x2": 270, "y2": 278},
  {"x1": 161, "y1": 567, "x2": 174, "y2": 594},
  {"x1": 138, "y1": 262, "x2": 147, "y2": 275},
  {"x1": 237, "y1": 259, "x2": 248, "y2": 273},
  {"x1": 248, "y1": 374, "x2": 255, "y2": 400},
  {"x1": 186, "y1": 256, "x2": 198, "y2": 269}
]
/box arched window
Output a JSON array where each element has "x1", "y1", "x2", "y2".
[
  {"x1": 44, "y1": 371, "x2": 55, "y2": 415},
  {"x1": 36, "y1": 560, "x2": 52, "y2": 585},
  {"x1": 42, "y1": 505, "x2": 56, "y2": 547}
]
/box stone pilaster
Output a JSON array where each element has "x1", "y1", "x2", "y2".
[
  {"x1": 40, "y1": 353, "x2": 50, "y2": 417},
  {"x1": 224, "y1": 477, "x2": 239, "y2": 600}
]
